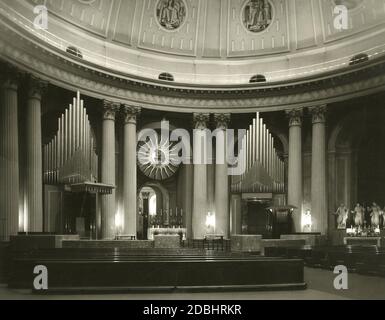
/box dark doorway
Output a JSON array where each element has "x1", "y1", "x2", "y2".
[{"x1": 246, "y1": 201, "x2": 271, "y2": 238}]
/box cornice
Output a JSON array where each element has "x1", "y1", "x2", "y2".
[{"x1": 1, "y1": 21, "x2": 385, "y2": 113}]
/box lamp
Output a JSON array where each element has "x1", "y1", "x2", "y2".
[
  {"x1": 115, "y1": 209, "x2": 123, "y2": 235},
  {"x1": 206, "y1": 212, "x2": 216, "y2": 230},
  {"x1": 302, "y1": 209, "x2": 312, "y2": 232}
]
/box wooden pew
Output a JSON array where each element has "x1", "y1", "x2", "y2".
[{"x1": 7, "y1": 248, "x2": 306, "y2": 293}]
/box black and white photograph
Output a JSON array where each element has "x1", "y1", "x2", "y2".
[{"x1": 0, "y1": 0, "x2": 385, "y2": 309}]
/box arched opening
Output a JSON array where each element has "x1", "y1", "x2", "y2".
[
  {"x1": 138, "y1": 186, "x2": 157, "y2": 240},
  {"x1": 158, "y1": 72, "x2": 174, "y2": 82},
  {"x1": 249, "y1": 74, "x2": 266, "y2": 83},
  {"x1": 66, "y1": 46, "x2": 83, "y2": 58},
  {"x1": 349, "y1": 53, "x2": 369, "y2": 66}
]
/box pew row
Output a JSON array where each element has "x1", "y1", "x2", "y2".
[
  {"x1": 264, "y1": 245, "x2": 385, "y2": 277},
  {"x1": 8, "y1": 248, "x2": 306, "y2": 293}
]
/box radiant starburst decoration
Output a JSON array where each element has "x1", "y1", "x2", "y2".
[{"x1": 137, "y1": 136, "x2": 180, "y2": 180}]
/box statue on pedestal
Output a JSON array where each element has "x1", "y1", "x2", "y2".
[
  {"x1": 352, "y1": 203, "x2": 364, "y2": 227},
  {"x1": 334, "y1": 204, "x2": 349, "y2": 229},
  {"x1": 370, "y1": 202, "x2": 382, "y2": 228}
]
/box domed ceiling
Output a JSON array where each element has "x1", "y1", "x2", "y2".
[{"x1": 1, "y1": 0, "x2": 385, "y2": 85}]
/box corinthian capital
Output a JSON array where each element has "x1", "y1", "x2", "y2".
[
  {"x1": 193, "y1": 113, "x2": 209, "y2": 130},
  {"x1": 27, "y1": 75, "x2": 48, "y2": 100},
  {"x1": 286, "y1": 108, "x2": 303, "y2": 127},
  {"x1": 103, "y1": 100, "x2": 120, "y2": 121},
  {"x1": 214, "y1": 113, "x2": 231, "y2": 130},
  {"x1": 0, "y1": 64, "x2": 22, "y2": 90},
  {"x1": 121, "y1": 105, "x2": 141, "y2": 124},
  {"x1": 310, "y1": 105, "x2": 327, "y2": 124}
]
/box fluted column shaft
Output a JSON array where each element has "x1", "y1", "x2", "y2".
[
  {"x1": 25, "y1": 77, "x2": 46, "y2": 232},
  {"x1": 0, "y1": 75, "x2": 19, "y2": 240},
  {"x1": 192, "y1": 113, "x2": 209, "y2": 239},
  {"x1": 311, "y1": 106, "x2": 328, "y2": 235},
  {"x1": 286, "y1": 109, "x2": 303, "y2": 232},
  {"x1": 101, "y1": 101, "x2": 118, "y2": 239},
  {"x1": 214, "y1": 114, "x2": 230, "y2": 238},
  {"x1": 122, "y1": 105, "x2": 140, "y2": 237}
]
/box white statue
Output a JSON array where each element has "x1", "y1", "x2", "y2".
[
  {"x1": 334, "y1": 204, "x2": 348, "y2": 229},
  {"x1": 352, "y1": 203, "x2": 364, "y2": 227},
  {"x1": 370, "y1": 202, "x2": 382, "y2": 228}
]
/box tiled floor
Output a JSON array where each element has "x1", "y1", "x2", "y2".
[{"x1": 0, "y1": 268, "x2": 384, "y2": 300}]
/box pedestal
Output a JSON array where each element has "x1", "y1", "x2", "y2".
[{"x1": 154, "y1": 235, "x2": 181, "y2": 249}]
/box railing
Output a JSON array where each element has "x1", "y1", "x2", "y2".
[{"x1": 183, "y1": 238, "x2": 231, "y2": 252}]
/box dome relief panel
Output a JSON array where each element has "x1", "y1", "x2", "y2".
[
  {"x1": 227, "y1": 0, "x2": 289, "y2": 57},
  {"x1": 137, "y1": 0, "x2": 199, "y2": 56}
]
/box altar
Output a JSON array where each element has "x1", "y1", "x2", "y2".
[
  {"x1": 343, "y1": 237, "x2": 382, "y2": 246},
  {"x1": 147, "y1": 227, "x2": 187, "y2": 241}
]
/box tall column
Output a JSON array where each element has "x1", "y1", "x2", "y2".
[
  {"x1": 214, "y1": 113, "x2": 230, "y2": 238},
  {"x1": 25, "y1": 76, "x2": 47, "y2": 232},
  {"x1": 0, "y1": 71, "x2": 20, "y2": 240},
  {"x1": 230, "y1": 194, "x2": 242, "y2": 235},
  {"x1": 310, "y1": 106, "x2": 328, "y2": 235},
  {"x1": 122, "y1": 105, "x2": 140, "y2": 237},
  {"x1": 192, "y1": 113, "x2": 209, "y2": 239},
  {"x1": 286, "y1": 109, "x2": 303, "y2": 232},
  {"x1": 100, "y1": 101, "x2": 119, "y2": 239}
]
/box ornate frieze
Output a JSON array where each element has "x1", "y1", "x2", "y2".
[
  {"x1": 1, "y1": 29, "x2": 385, "y2": 113},
  {"x1": 286, "y1": 108, "x2": 303, "y2": 127}
]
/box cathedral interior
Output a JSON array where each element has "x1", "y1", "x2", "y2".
[{"x1": 1, "y1": 0, "x2": 385, "y2": 300}]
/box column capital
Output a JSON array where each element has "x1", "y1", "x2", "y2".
[
  {"x1": 121, "y1": 105, "x2": 141, "y2": 125},
  {"x1": 286, "y1": 108, "x2": 303, "y2": 127},
  {"x1": 27, "y1": 76, "x2": 48, "y2": 100},
  {"x1": 0, "y1": 65, "x2": 22, "y2": 91},
  {"x1": 102, "y1": 100, "x2": 120, "y2": 121},
  {"x1": 310, "y1": 105, "x2": 327, "y2": 124},
  {"x1": 214, "y1": 113, "x2": 231, "y2": 130},
  {"x1": 193, "y1": 113, "x2": 210, "y2": 130}
]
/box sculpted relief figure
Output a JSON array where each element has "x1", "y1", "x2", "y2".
[
  {"x1": 157, "y1": 0, "x2": 186, "y2": 30},
  {"x1": 334, "y1": 204, "x2": 349, "y2": 229},
  {"x1": 243, "y1": 0, "x2": 272, "y2": 33}
]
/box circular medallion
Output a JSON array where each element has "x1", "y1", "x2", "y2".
[
  {"x1": 156, "y1": 0, "x2": 187, "y2": 31},
  {"x1": 137, "y1": 135, "x2": 180, "y2": 180},
  {"x1": 242, "y1": 0, "x2": 273, "y2": 33}
]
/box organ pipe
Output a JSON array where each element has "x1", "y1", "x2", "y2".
[
  {"x1": 231, "y1": 113, "x2": 285, "y2": 194},
  {"x1": 43, "y1": 91, "x2": 98, "y2": 185}
]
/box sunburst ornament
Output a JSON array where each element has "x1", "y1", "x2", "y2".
[{"x1": 137, "y1": 136, "x2": 180, "y2": 180}]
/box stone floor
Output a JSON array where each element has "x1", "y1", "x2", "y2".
[{"x1": 0, "y1": 268, "x2": 384, "y2": 300}]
